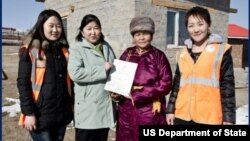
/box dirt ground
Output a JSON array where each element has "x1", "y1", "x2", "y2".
[
  {"x1": 2, "y1": 45, "x2": 248, "y2": 141},
  {"x1": 2, "y1": 45, "x2": 116, "y2": 141}
]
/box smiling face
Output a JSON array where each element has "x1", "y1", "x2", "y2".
[
  {"x1": 187, "y1": 15, "x2": 210, "y2": 44},
  {"x1": 43, "y1": 16, "x2": 62, "y2": 41},
  {"x1": 133, "y1": 31, "x2": 152, "y2": 50},
  {"x1": 81, "y1": 21, "x2": 101, "y2": 44}
]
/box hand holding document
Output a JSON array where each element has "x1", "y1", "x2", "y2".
[{"x1": 104, "y1": 59, "x2": 138, "y2": 97}]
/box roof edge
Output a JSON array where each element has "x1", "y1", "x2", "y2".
[
  {"x1": 228, "y1": 36, "x2": 249, "y2": 39},
  {"x1": 35, "y1": 0, "x2": 45, "y2": 2}
]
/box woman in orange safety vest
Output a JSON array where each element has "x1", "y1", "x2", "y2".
[
  {"x1": 166, "y1": 6, "x2": 235, "y2": 125},
  {"x1": 17, "y1": 9, "x2": 73, "y2": 141}
]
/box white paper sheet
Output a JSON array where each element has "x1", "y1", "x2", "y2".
[{"x1": 104, "y1": 59, "x2": 138, "y2": 97}]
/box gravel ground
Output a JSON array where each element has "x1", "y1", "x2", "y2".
[{"x1": 2, "y1": 45, "x2": 248, "y2": 141}]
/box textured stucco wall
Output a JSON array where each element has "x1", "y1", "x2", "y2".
[{"x1": 43, "y1": 0, "x2": 231, "y2": 72}]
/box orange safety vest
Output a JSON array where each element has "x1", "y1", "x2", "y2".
[
  {"x1": 18, "y1": 45, "x2": 72, "y2": 126},
  {"x1": 175, "y1": 43, "x2": 231, "y2": 124}
]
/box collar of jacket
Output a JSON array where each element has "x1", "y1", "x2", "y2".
[
  {"x1": 80, "y1": 39, "x2": 104, "y2": 58},
  {"x1": 81, "y1": 38, "x2": 95, "y2": 49},
  {"x1": 23, "y1": 35, "x2": 68, "y2": 50},
  {"x1": 78, "y1": 38, "x2": 114, "y2": 62},
  {"x1": 184, "y1": 33, "x2": 223, "y2": 49}
]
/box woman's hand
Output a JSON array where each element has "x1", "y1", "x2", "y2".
[
  {"x1": 24, "y1": 114, "x2": 37, "y2": 131},
  {"x1": 111, "y1": 93, "x2": 120, "y2": 99},
  {"x1": 110, "y1": 93, "x2": 124, "y2": 102},
  {"x1": 166, "y1": 114, "x2": 175, "y2": 125},
  {"x1": 104, "y1": 62, "x2": 113, "y2": 71}
]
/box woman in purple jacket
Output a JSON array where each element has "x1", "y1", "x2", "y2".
[{"x1": 111, "y1": 17, "x2": 172, "y2": 141}]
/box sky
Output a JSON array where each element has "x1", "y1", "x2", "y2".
[
  {"x1": 2, "y1": 0, "x2": 45, "y2": 31},
  {"x1": 2, "y1": 0, "x2": 249, "y2": 31},
  {"x1": 229, "y1": 0, "x2": 249, "y2": 29}
]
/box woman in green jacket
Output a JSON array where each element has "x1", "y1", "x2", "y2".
[{"x1": 67, "y1": 14, "x2": 116, "y2": 141}]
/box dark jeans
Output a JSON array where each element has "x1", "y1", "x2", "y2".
[
  {"x1": 75, "y1": 128, "x2": 109, "y2": 141},
  {"x1": 30, "y1": 125, "x2": 66, "y2": 141}
]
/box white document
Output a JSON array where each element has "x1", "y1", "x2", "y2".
[{"x1": 104, "y1": 59, "x2": 138, "y2": 97}]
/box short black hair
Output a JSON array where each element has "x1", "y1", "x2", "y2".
[{"x1": 185, "y1": 6, "x2": 211, "y2": 27}]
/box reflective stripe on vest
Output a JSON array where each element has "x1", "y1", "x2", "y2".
[
  {"x1": 30, "y1": 48, "x2": 46, "y2": 101},
  {"x1": 180, "y1": 43, "x2": 225, "y2": 87}
]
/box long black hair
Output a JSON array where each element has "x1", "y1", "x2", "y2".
[
  {"x1": 75, "y1": 14, "x2": 104, "y2": 42},
  {"x1": 24, "y1": 9, "x2": 69, "y2": 54}
]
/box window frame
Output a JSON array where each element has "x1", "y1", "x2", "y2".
[
  {"x1": 62, "y1": 17, "x2": 67, "y2": 37},
  {"x1": 166, "y1": 9, "x2": 188, "y2": 48}
]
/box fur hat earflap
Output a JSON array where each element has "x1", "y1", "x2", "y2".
[{"x1": 130, "y1": 16, "x2": 155, "y2": 35}]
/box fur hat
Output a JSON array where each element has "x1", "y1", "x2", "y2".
[{"x1": 130, "y1": 16, "x2": 155, "y2": 35}]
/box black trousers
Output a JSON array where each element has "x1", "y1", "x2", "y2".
[
  {"x1": 75, "y1": 128, "x2": 109, "y2": 141},
  {"x1": 174, "y1": 118, "x2": 208, "y2": 125}
]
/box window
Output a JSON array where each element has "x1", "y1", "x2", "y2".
[
  {"x1": 62, "y1": 18, "x2": 67, "y2": 37},
  {"x1": 166, "y1": 10, "x2": 189, "y2": 48}
]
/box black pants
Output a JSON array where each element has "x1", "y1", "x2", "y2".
[
  {"x1": 75, "y1": 128, "x2": 109, "y2": 141},
  {"x1": 174, "y1": 118, "x2": 207, "y2": 125}
]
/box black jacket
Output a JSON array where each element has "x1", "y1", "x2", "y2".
[
  {"x1": 166, "y1": 49, "x2": 236, "y2": 124},
  {"x1": 17, "y1": 44, "x2": 73, "y2": 130}
]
